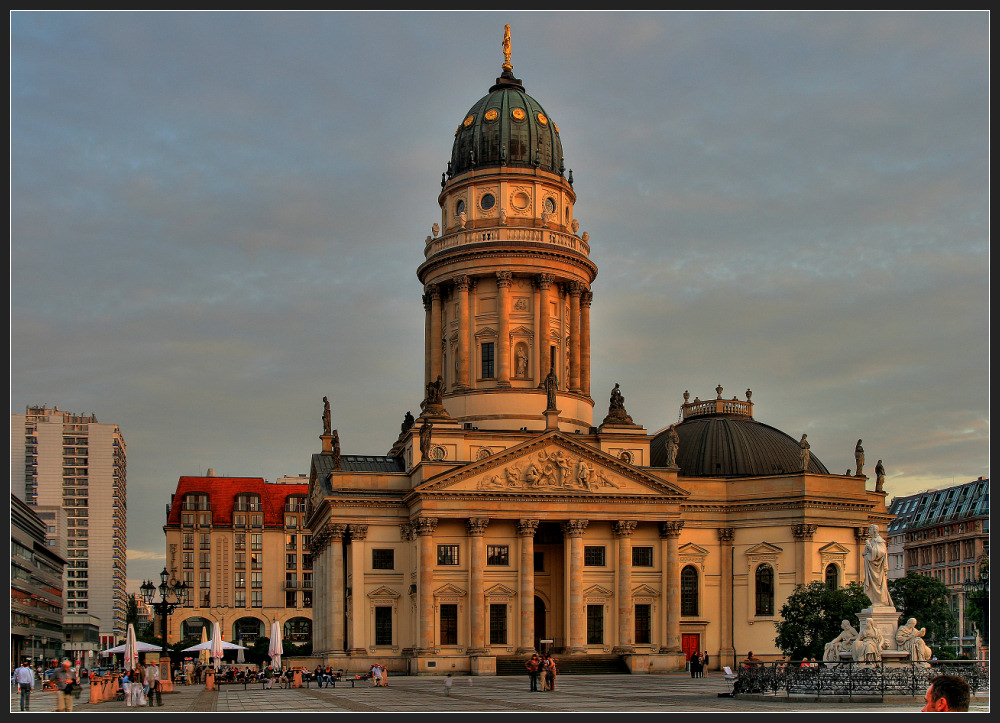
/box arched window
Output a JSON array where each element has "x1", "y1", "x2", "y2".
[
  {"x1": 825, "y1": 563, "x2": 839, "y2": 589},
  {"x1": 680, "y1": 565, "x2": 699, "y2": 617},
  {"x1": 284, "y1": 617, "x2": 312, "y2": 643},
  {"x1": 180, "y1": 617, "x2": 210, "y2": 640},
  {"x1": 755, "y1": 564, "x2": 774, "y2": 616},
  {"x1": 233, "y1": 617, "x2": 264, "y2": 645}
]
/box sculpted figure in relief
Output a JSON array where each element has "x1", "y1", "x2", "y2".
[{"x1": 823, "y1": 620, "x2": 859, "y2": 662}]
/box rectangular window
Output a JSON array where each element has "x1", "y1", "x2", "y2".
[
  {"x1": 586, "y1": 604, "x2": 604, "y2": 645},
  {"x1": 487, "y1": 545, "x2": 509, "y2": 566},
  {"x1": 303, "y1": 590, "x2": 313, "y2": 609},
  {"x1": 251, "y1": 572, "x2": 262, "y2": 589},
  {"x1": 632, "y1": 546, "x2": 654, "y2": 567},
  {"x1": 584, "y1": 546, "x2": 606, "y2": 567},
  {"x1": 481, "y1": 342, "x2": 495, "y2": 379},
  {"x1": 440, "y1": 603, "x2": 458, "y2": 645},
  {"x1": 437, "y1": 544, "x2": 460, "y2": 566},
  {"x1": 286, "y1": 554, "x2": 297, "y2": 570},
  {"x1": 286, "y1": 591, "x2": 297, "y2": 608},
  {"x1": 286, "y1": 534, "x2": 297, "y2": 551},
  {"x1": 635, "y1": 603, "x2": 651, "y2": 645},
  {"x1": 234, "y1": 534, "x2": 246, "y2": 551},
  {"x1": 251, "y1": 553, "x2": 263, "y2": 570},
  {"x1": 234, "y1": 552, "x2": 246, "y2": 569},
  {"x1": 372, "y1": 549, "x2": 395, "y2": 570},
  {"x1": 251, "y1": 591, "x2": 262, "y2": 608},
  {"x1": 251, "y1": 534, "x2": 262, "y2": 551},
  {"x1": 234, "y1": 590, "x2": 246, "y2": 608},
  {"x1": 489, "y1": 603, "x2": 507, "y2": 645},
  {"x1": 199, "y1": 571, "x2": 210, "y2": 588},
  {"x1": 375, "y1": 606, "x2": 393, "y2": 646}
]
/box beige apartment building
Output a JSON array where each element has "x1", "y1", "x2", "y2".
[
  {"x1": 161, "y1": 474, "x2": 313, "y2": 648},
  {"x1": 11, "y1": 405, "x2": 128, "y2": 647},
  {"x1": 304, "y1": 34, "x2": 892, "y2": 676}
]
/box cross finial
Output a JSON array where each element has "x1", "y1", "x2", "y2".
[{"x1": 502, "y1": 25, "x2": 512, "y2": 72}]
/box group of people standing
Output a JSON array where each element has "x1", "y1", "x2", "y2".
[
  {"x1": 121, "y1": 662, "x2": 161, "y2": 707},
  {"x1": 688, "y1": 650, "x2": 710, "y2": 678},
  {"x1": 524, "y1": 653, "x2": 558, "y2": 692}
]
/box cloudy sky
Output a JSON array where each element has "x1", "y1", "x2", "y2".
[{"x1": 11, "y1": 11, "x2": 989, "y2": 591}]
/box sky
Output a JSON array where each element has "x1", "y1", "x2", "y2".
[{"x1": 10, "y1": 11, "x2": 990, "y2": 594}]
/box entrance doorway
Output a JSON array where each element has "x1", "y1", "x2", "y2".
[
  {"x1": 534, "y1": 596, "x2": 546, "y2": 651},
  {"x1": 682, "y1": 633, "x2": 700, "y2": 665}
]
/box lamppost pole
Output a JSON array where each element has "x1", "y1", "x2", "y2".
[{"x1": 140, "y1": 568, "x2": 187, "y2": 689}]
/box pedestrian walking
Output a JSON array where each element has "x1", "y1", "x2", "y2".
[
  {"x1": 444, "y1": 673, "x2": 453, "y2": 696},
  {"x1": 14, "y1": 660, "x2": 34, "y2": 711},
  {"x1": 53, "y1": 659, "x2": 78, "y2": 712},
  {"x1": 525, "y1": 653, "x2": 540, "y2": 692}
]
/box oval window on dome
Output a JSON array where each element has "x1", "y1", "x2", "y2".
[
  {"x1": 484, "y1": 108, "x2": 499, "y2": 122},
  {"x1": 463, "y1": 114, "x2": 475, "y2": 127},
  {"x1": 480, "y1": 193, "x2": 496, "y2": 211},
  {"x1": 456, "y1": 199, "x2": 466, "y2": 215},
  {"x1": 536, "y1": 113, "x2": 548, "y2": 126},
  {"x1": 511, "y1": 107, "x2": 526, "y2": 121},
  {"x1": 544, "y1": 197, "x2": 556, "y2": 214}
]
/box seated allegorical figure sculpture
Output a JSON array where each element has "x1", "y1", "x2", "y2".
[
  {"x1": 895, "y1": 618, "x2": 933, "y2": 663},
  {"x1": 823, "y1": 619, "x2": 859, "y2": 662},
  {"x1": 852, "y1": 618, "x2": 887, "y2": 664}
]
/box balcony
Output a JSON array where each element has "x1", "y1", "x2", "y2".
[{"x1": 423, "y1": 226, "x2": 591, "y2": 261}]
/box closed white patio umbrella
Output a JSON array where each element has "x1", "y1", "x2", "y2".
[
  {"x1": 268, "y1": 620, "x2": 283, "y2": 671},
  {"x1": 209, "y1": 622, "x2": 225, "y2": 670},
  {"x1": 124, "y1": 623, "x2": 140, "y2": 671}
]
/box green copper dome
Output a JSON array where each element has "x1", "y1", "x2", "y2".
[{"x1": 448, "y1": 69, "x2": 565, "y2": 180}]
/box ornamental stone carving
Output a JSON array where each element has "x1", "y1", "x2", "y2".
[
  {"x1": 475, "y1": 450, "x2": 623, "y2": 493},
  {"x1": 823, "y1": 620, "x2": 859, "y2": 662}
]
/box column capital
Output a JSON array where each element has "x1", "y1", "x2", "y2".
[
  {"x1": 516, "y1": 519, "x2": 539, "y2": 537},
  {"x1": 496, "y1": 270, "x2": 513, "y2": 288},
  {"x1": 348, "y1": 524, "x2": 368, "y2": 542},
  {"x1": 537, "y1": 273, "x2": 555, "y2": 290},
  {"x1": 613, "y1": 520, "x2": 638, "y2": 538},
  {"x1": 791, "y1": 523, "x2": 817, "y2": 540},
  {"x1": 426, "y1": 283, "x2": 441, "y2": 300},
  {"x1": 399, "y1": 523, "x2": 415, "y2": 541},
  {"x1": 467, "y1": 517, "x2": 490, "y2": 536},
  {"x1": 659, "y1": 520, "x2": 685, "y2": 538},
  {"x1": 413, "y1": 517, "x2": 439, "y2": 536},
  {"x1": 717, "y1": 527, "x2": 735, "y2": 544},
  {"x1": 453, "y1": 274, "x2": 471, "y2": 291},
  {"x1": 855, "y1": 526, "x2": 870, "y2": 541},
  {"x1": 567, "y1": 280, "x2": 584, "y2": 297},
  {"x1": 563, "y1": 519, "x2": 589, "y2": 537},
  {"x1": 581, "y1": 290, "x2": 594, "y2": 307}
]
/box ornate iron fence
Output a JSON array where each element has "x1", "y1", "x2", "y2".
[{"x1": 735, "y1": 659, "x2": 989, "y2": 699}]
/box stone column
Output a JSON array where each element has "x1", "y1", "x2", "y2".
[
  {"x1": 568, "y1": 282, "x2": 583, "y2": 392},
  {"x1": 580, "y1": 290, "x2": 593, "y2": 397},
  {"x1": 791, "y1": 523, "x2": 817, "y2": 587},
  {"x1": 467, "y1": 517, "x2": 490, "y2": 654},
  {"x1": 428, "y1": 285, "x2": 443, "y2": 385},
  {"x1": 310, "y1": 534, "x2": 326, "y2": 653},
  {"x1": 496, "y1": 271, "x2": 512, "y2": 386},
  {"x1": 328, "y1": 523, "x2": 348, "y2": 654},
  {"x1": 414, "y1": 517, "x2": 438, "y2": 653},
  {"x1": 563, "y1": 519, "x2": 589, "y2": 654},
  {"x1": 613, "y1": 520, "x2": 637, "y2": 653},
  {"x1": 455, "y1": 275, "x2": 471, "y2": 389},
  {"x1": 347, "y1": 524, "x2": 368, "y2": 655},
  {"x1": 718, "y1": 528, "x2": 735, "y2": 664},
  {"x1": 516, "y1": 519, "x2": 539, "y2": 653},
  {"x1": 537, "y1": 274, "x2": 554, "y2": 383},
  {"x1": 423, "y1": 291, "x2": 432, "y2": 387},
  {"x1": 660, "y1": 520, "x2": 684, "y2": 653}
]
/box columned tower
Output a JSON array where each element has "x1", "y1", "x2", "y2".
[{"x1": 417, "y1": 28, "x2": 597, "y2": 433}]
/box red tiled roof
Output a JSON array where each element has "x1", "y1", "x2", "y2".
[{"x1": 166, "y1": 476, "x2": 308, "y2": 527}]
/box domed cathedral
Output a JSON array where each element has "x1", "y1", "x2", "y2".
[{"x1": 306, "y1": 27, "x2": 891, "y2": 676}]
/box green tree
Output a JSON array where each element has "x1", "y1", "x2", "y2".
[
  {"x1": 125, "y1": 595, "x2": 140, "y2": 628},
  {"x1": 888, "y1": 571, "x2": 956, "y2": 647},
  {"x1": 774, "y1": 581, "x2": 869, "y2": 660},
  {"x1": 964, "y1": 558, "x2": 989, "y2": 643}
]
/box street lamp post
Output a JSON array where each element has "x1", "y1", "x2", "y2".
[{"x1": 140, "y1": 568, "x2": 187, "y2": 689}]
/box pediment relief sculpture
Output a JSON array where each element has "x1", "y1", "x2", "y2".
[{"x1": 476, "y1": 449, "x2": 623, "y2": 493}]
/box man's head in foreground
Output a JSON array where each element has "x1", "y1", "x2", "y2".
[{"x1": 922, "y1": 674, "x2": 970, "y2": 712}]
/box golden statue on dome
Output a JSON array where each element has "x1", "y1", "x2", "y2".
[{"x1": 502, "y1": 24, "x2": 512, "y2": 71}]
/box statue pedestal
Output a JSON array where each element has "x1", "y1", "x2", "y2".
[{"x1": 857, "y1": 605, "x2": 900, "y2": 651}]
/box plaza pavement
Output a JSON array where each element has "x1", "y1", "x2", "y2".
[{"x1": 11, "y1": 672, "x2": 989, "y2": 714}]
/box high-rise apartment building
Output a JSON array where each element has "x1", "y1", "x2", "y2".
[{"x1": 10, "y1": 405, "x2": 128, "y2": 645}]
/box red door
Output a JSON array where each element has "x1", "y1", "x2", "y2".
[{"x1": 682, "y1": 634, "x2": 700, "y2": 663}]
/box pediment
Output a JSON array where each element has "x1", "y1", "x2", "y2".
[
  {"x1": 433, "y1": 583, "x2": 466, "y2": 597},
  {"x1": 484, "y1": 583, "x2": 518, "y2": 598},
  {"x1": 367, "y1": 585, "x2": 400, "y2": 600},
  {"x1": 679, "y1": 542, "x2": 710, "y2": 558},
  {"x1": 413, "y1": 431, "x2": 688, "y2": 499},
  {"x1": 632, "y1": 583, "x2": 659, "y2": 598},
  {"x1": 584, "y1": 584, "x2": 614, "y2": 598},
  {"x1": 745, "y1": 541, "x2": 783, "y2": 556},
  {"x1": 818, "y1": 541, "x2": 850, "y2": 556}
]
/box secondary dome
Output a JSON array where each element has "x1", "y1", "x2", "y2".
[
  {"x1": 651, "y1": 388, "x2": 831, "y2": 477},
  {"x1": 448, "y1": 68, "x2": 565, "y2": 179}
]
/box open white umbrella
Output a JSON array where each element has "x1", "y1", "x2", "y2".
[
  {"x1": 268, "y1": 620, "x2": 283, "y2": 671},
  {"x1": 209, "y1": 622, "x2": 225, "y2": 670},
  {"x1": 124, "y1": 623, "x2": 140, "y2": 670},
  {"x1": 102, "y1": 641, "x2": 161, "y2": 655},
  {"x1": 181, "y1": 640, "x2": 246, "y2": 652}
]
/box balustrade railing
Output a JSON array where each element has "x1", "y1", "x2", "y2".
[{"x1": 424, "y1": 227, "x2": 590, "y2": 259}]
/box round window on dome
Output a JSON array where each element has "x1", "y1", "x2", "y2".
[
  {"x1": 511, "y1": 191, "x2": 530, "y2": 210},
  {"x1": 480, "y1": 193, "x2": 496, "y2": 211},
  {"x1": 537, "y1": 113, "x2": 548, "y2": 126},
  {"x1": 511, "y1": 107, "x2": 526, "y2": 121},
  {"x1": 463, "y1": 115, "x2": 475, "y2": 127},
  {"x1": 456, "y1": 199, "x2": 466, "y2": 215},
  {"x1": 544, "y1": 197, "x2": 556, "y2": 214},
  {"x1": 484, "y1": 108, "x2": 499, "y2": 122}
]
